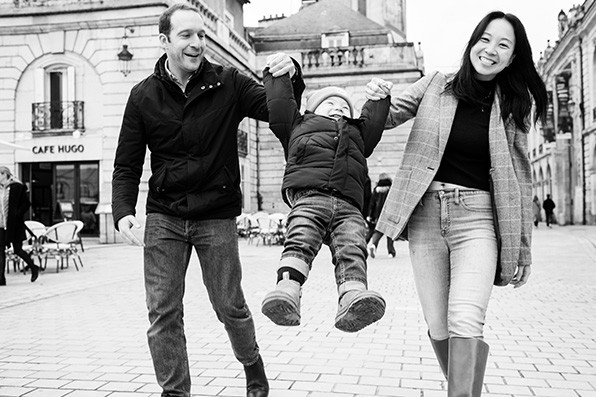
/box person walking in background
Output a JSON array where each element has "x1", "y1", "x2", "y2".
[
  {"x1": 532, "y1": 196, "x2": 542, "y2": 227},
  {"x1": 111, "y1": 4, "x2": 304, "y2": 397},
  {"x1": 366, "y1": 173, "x2": 396, "y2": 258},
  {"x1": 260, "y1": 68, "x2": 390, "y2": 333},
  {"x1": 366, "y1": 11, "x2": 546, "y2": 396},
  {"x1": 543, "y1": 194, "x2": 556, "y2": 228},
  {"x1": 0, "y1": 166, "x2": 39, "y2": 285}
]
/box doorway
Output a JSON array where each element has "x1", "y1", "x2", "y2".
[{"x1": 21, "y1": 162, "x2": 100, "y2": 236}]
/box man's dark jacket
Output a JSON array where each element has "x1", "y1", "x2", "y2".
[
  {"x1": 543, "y1": 198, "x2": 556, "y2": 214},
  {"x1": 4, "y1": 180, "x2": 30, "y2": 246},
  {"x1": 112, "y1": 55, "x2": 304, "y2": 226},
  {"x1": 263, "y1": 69, "x2": 390, "y2": 211}
]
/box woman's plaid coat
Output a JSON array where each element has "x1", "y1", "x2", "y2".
[{"x1": 376, "y1": 71, "x2": 532, "y2": 286}]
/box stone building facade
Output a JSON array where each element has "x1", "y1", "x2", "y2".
[
  {"x1": 0, "y1": 0, "x2": 259, "y2": 242},
  {"x1": 0, "y1": 0, "x2": 423, "y2": 241},
  {"x1": 535, "y1": 0, "x2": 596, "y2": 225}
]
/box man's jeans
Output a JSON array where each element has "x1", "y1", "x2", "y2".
[
  {"x1": 408, "y1": 190, "x2": 497, "y2": 340},
  {"x1": 144, "y1": 213, "x2": 259, "y2": 397},
  {"x1": 282, "y1": 190, "x2": 368, "y2": 288}
]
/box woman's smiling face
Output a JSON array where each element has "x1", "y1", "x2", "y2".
[{"x1": 470, "y1": 18, "x2": 516, "y2": 81}]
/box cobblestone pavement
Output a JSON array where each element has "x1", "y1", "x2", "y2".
[{"x1": 0, "y1": 225, "x2": 595, "y2": 396}]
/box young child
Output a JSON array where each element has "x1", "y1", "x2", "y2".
[{"x1": 261, "y1": 67, "x2": 391, "y2": 332}]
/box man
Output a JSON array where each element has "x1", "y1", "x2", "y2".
[
  {"x1": 366, "y1": 173, "x2": 395, "y2": 258},
  {"x1": 0, "y1": 166, "x2": 40, "y2": 285},
  {"x1": 111, "y1": 4, "x2": 304, "y2": 397},
  {"x1": 543, "y1": 194, "x2": 556, "y2": 228}
]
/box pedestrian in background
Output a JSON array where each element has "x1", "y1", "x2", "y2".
[
  {"x1": 0, "y1": 166, "x2": 39, "y2": 285},
  {"x1": 543, "y1": 194, "x2": 556, "y2": 228},
  {"x1": 111, "y1": 4, "x2": 304, "y2": 397},
  {"x1": 367, "y1": 11, "x2": 546, "y2": 396},
  {"x1": 260, "y1": 69, "x2": 389, "y2": 333},
  {"x1": 532, "y1": 196, "x2": 541, "y2": 227},
  {"x1": 366, "y1": 173, "x2": 396, "y2": 258}
]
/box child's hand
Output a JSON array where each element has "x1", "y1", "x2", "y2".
[{"x1": 366, "y1": 78, "x2": 393, "y2": 101}]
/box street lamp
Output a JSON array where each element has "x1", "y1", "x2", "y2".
[{"x1": 117, "y1": 27, "x2": 135, "y2": 77}]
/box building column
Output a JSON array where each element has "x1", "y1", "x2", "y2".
[{"x1": 555, "y1": 133, "x2": 572, "y2": 224}]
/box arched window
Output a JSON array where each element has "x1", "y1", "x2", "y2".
[{"x1": 32, "y1": 63, "x2": 81, "y2": 132}]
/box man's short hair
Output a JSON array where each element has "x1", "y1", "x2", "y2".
[{"x1": 158, "y1": 3, "x2": 202, "y2": 38}]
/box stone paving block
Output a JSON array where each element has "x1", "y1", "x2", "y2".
[
  {"x1": 26, "y1": 379, "x2": 71, "y2": 388},
  {"x1": 133, "y1": 383, "x2": 162, "y2": 393},
  {"x1": 276, "y1": 371, "x2": 319, "y2": 381},
  {"x1": 401, "y1": 378, "x2": 444, "y2": 390},
  {"x1": 60, "y1": 380, "x2": 107, "y2": 390},
  {"x1": 375, "y1": 387, "x2": 421, "y2": 397},
  {"x1": 520, "y1": 369, "x2": 565, "y2": 380},
  {"x1": 360, "y1": 374, "x2": 403, "y2": 387},
  {"x1": 577, "y1": 391, "x2": 596, "y2": 397},
  {"x1": 23, "y1": 388, "x2": 72, "y2": 396},
  {"x1": 505, "y1": 376, "x2": 549, "y2": 387},
  {"x1": 333, "y1": 382, "x2": 377, "y2": 395},
  {"x1": 290, "y1": 380, "x2": 335, "y2": 392},
  {"x1": 0, "y1": 386, "x2": 34, "y2": 396},
  {"x1": 62, "y1": 391, "x2": 111, "y2": 396},
  {"x1": 94, "y1": 373, "x2": 139, "y2": 382},
  {"x1": 487, "y1": 384, "x2": 533, "y2": 395},
  {"x1": 547, "y1": 379, "x2": 596, "y2": 390},
  {"x1": 529, "y1": 387, "x2": 581, "y2": 396},
  {"x1": 97, "y1": 381, "x2": 144, "y2": 392}
]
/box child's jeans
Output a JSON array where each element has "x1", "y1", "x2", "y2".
[{"x1": 281, "y1": 189, "x2": 369, "y2": 292}]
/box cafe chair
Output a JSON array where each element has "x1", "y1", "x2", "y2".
[
  {"x1": 23, "y1": 220, "x2": 47, "y2": 268},
  {"x1": 39, "y1": 220, "x2": 84, "y2": 272}
]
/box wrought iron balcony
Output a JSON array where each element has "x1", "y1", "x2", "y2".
[{"x1": 32, "y1": 101, "x2": 84, "y2": 132}]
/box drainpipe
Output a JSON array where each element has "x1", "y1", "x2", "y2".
[{"x1": 579, "y1": 37, "x2": 587, "y2": 224}]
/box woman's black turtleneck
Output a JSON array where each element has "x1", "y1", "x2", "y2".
[{"x1": 434, "y1": 78, "x2": 496, "y2": 192}]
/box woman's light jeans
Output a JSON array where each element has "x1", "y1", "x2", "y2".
[{"x1": 408, "y1": 189, "x2": 498, "y2": 340}]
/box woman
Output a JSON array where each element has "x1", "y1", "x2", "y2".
[
  {"x1": 0, "y1": 166, "x2": 40, "y2": 285},
  {"x1": 366, "y1": 12, "x2": 546, "y2": 396},
  {"x1": 532, "y1": 196, "x2": 542, "y2": 227}
]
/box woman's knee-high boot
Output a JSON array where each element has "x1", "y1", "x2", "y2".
[
  {"x1": 447, "y1": 337, "x2": 489, "y2": 397},
  {"x1": 428, "y1": 332, "x2": 449, "y2": 379}
]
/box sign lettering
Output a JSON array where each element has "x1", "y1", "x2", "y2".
[{"x1": 32, "y1": 145, "x2": 85, "y2": 154}]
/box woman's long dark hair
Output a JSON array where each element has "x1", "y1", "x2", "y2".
[{"x1": 448, "y1": 11, "x2": 547, "y2": 132}]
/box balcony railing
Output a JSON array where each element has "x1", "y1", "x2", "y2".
[
  {"x1": 32, "y1": 101, "x2": 84, "y2": 132},
  {"x1": 237, "y1": 129, "x2": 248, "y2": 157},
  {"x1": 302, "y1": 48, "x2": 365, "y2": 69}
]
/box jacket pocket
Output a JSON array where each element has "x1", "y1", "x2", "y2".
[{"x1": 149, "y1": 164, "x2": 168, "y2": 195}]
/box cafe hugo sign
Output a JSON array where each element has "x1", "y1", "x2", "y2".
[
  {"x1": 32, "y1": 144, "x2": 85, "y2": 154},
  {"x1": 15, "y1": 135, "x2": 102, "y2": 162}
]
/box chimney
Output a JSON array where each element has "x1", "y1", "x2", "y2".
[{"x1": 301, "y1": 0, "x2": 318, "y2": 9}]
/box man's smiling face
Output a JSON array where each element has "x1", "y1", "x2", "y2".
[{"x1": 159, "y1": 9, "x2": 206, "y2": 82}]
